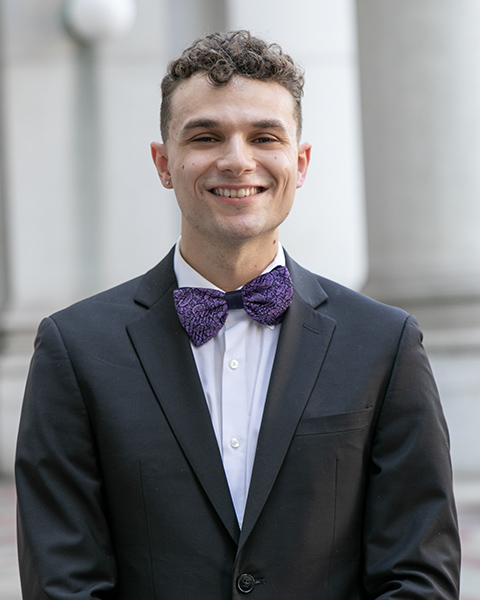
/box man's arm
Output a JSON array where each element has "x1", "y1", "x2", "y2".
[
  {"x1": 15, "y1": 317, "x2": 117, "y2": 599},
  {"x1": 363, "y1": 316, "x2": 460, "y2": 598}
]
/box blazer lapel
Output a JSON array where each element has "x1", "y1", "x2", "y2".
[
  {"x1": 126, "y1": 249, "x2": 240, "y2": 543},
  {"x1": 239, "y1": 256, "x2": 336, "y2": 548}
]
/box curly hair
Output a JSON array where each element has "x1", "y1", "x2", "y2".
[{"x1": 160, "y1": 30, "x2": 305, "y2": 141}]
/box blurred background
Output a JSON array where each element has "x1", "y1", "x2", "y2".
[{"x1": 0, "y1": 1, "x2": 479, "y2": 598}]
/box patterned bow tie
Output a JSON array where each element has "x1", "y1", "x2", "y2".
[{"x1": 173, "y1": 265, "x2": 293, "y2": 346}]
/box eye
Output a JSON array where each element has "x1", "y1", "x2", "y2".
[
  {"x1": 192, "y1": 136, "x2": 218, "y2": 143},
  {"x1": 253, "y1": 136, "x2": 277, "y2": 144}
]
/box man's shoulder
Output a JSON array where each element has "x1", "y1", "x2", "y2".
[
  {"x1": 299, "y1": 267, "x2": 418, "y2": 351},
  {"x1": 287, "y1": 254, "x2": 409, "y2": 326},
  {"x1": 51, "y1": 274, "x2": 143, "y2": 320},
  {"x1": 48, "y1": 248, "x2": 176, "y2": 330},
  {"x1": 319, "y1": 273, "x2": 407, "y2": 318}
]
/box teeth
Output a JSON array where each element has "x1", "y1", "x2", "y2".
[{"x1": 212, "y1": 187, "x2": 262, "y2": 198}]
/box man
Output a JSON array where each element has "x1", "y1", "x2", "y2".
[{"x1": 16, "y1": 30, "x2": 460, "y2": 599}]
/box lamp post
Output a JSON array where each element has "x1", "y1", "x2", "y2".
[{"x1": 62, "y1": 0, "x2": 137, "y2": 43}]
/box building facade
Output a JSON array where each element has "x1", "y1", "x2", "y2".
[{"x1": 0, "y1": 1, "x2": 479, "y2": 493}]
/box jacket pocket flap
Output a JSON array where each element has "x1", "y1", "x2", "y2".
[{"x1": 295, "y1": 406, "x2": 373, "y2": 436}]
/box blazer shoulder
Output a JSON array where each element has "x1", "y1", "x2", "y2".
[
  {"x1": 48, "y1": 248, "x2": 176, "y2": 333},
  {"x1": 287, "y1": 253, "x2": 409, "y2": 328},
  {"x1": 49, "y1": 274, "x2": 143, "y2": 326},
  {"x1": 318, "y1": 274, "x2": 409, "y2": 322}
]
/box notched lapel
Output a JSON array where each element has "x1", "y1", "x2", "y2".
[
  {"x1": 240, "y1": 259, "x2": 336, "y2": 547},
  {"x1": 127, "y1": 256, "x2": 240, "y2": 543}
]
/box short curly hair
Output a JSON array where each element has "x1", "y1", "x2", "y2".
[{"x1": 160, "y1": 30, "x2": 305, "y2": 141}]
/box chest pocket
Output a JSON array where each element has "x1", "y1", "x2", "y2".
[{"x1": 295, "y1": 406, "x2": 373, "y2": 437}]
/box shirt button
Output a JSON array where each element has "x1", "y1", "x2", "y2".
[
  {"x1": 229, "y1": 358, "x2": 239, "y2": 370},
  {"x1": 230, "y1": 437, "x2": 241, "y2": 449}
]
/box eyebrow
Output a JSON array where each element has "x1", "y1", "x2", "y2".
[
  {"x1": 180, "y1": 118, "x2": 289, "y2": 135},
  {"x1": 251, "y1": 119, "x2": 288, "y2": 132},
  {"x1": 182, "y1": 118, "x2": 219, "y2": 132}
]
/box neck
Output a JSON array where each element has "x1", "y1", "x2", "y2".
[{"x1": 179, "y1": 235, "x2": 280, "y2": 291}]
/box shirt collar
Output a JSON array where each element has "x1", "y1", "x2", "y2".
[{"x1": 174, "y1": 237, "x2": 286, "y2": 291}]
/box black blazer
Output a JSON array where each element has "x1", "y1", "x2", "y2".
[{"x1": 16, "y1": 248, "x2": 460, "y2": 599}]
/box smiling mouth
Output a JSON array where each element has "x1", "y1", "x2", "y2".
[{"x1": 210, "y1": 187, "x2": 265, "y2": 198}]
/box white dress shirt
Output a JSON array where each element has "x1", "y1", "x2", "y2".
[{"x1": 174, "y1": 242, "x2": 285, "y2": 527}]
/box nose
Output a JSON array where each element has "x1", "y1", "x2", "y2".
[{"x1": 216, "y1": 136, "x2": 256, "y2": 175}]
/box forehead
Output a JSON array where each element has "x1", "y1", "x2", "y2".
[{"x1": 168, "y1": 74, "x2": 297, "y2": 136}]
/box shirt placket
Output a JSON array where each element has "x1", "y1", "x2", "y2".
[{"x1": 221, "y1": 311, "x2": 249, "y2": 524}]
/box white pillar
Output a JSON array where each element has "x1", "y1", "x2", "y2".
[
  {"x1": 357, "y1": 0, "x2": 480, "y2": 477},
  {"x1": 227, "y1": 0, "x2": 367, "y2": 290},
  {"x1": 0, "y1": 0, "x2": 177, "y2": 474}
]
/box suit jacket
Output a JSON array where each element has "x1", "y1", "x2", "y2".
[{"x1": 15, "y1": 248, "x2": 460, "y2": 599}]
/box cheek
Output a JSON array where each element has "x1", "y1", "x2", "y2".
[
  {"x1": 178, "y1": 157, "x2": 211, "y2": 182},
  {"x1": 174, "y1": 163, "x2": 199, "y2": 188},
  {"x1": 278, "y1": 164, "x2": 299, "y2": 189},
  {"x1": 267, "y1": 154, "x2": 297, "y2": 177}
]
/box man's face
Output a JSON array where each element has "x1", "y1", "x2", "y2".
[{"x1": 151, "y1": 74, "x2": 311, "y2": 251}]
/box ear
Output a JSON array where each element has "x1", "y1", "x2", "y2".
[
  {"x1": 296, "y1": 142, "x2": 312, "y2": 188},
  {"x1": 150, "y1": 141, "x2": 173, "y2": 188}
]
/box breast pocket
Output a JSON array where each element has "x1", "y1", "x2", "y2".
[{"x1": 294, "y1": 406, "x2": 373, "y2": 437}]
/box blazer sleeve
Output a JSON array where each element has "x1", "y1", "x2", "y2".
[
  {"x1": 362, "y1": 315, "x2": 461, "y2": 599},
  {"x1": 15, "y1": 317, "x2": 117, "y2": 600}
]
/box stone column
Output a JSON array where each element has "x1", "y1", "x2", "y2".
[
  {"x1": 227, "y1": 0, "x2": 367, "y2": 290},
  {"x1": 0, "y1": 0, "x2": 176, "y2": 475},
  {"x1": 357, "y1": 0, "x2": 480, "y2": 477},
  {"x1": 0, "y1": 4, "x2": 8, "y2": 313}
]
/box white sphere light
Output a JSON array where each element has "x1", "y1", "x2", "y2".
[{"x1": 63, "y1": 0, "x2": 137, "y2": 42}]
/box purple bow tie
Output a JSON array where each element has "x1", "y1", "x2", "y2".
[{"x1": 173, "y1": 265, "x2": 293, "y2": 346}]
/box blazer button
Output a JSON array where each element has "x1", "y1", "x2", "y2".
[{"x1": 237, "y1": 573, "x2": 256, "y2": 593}]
